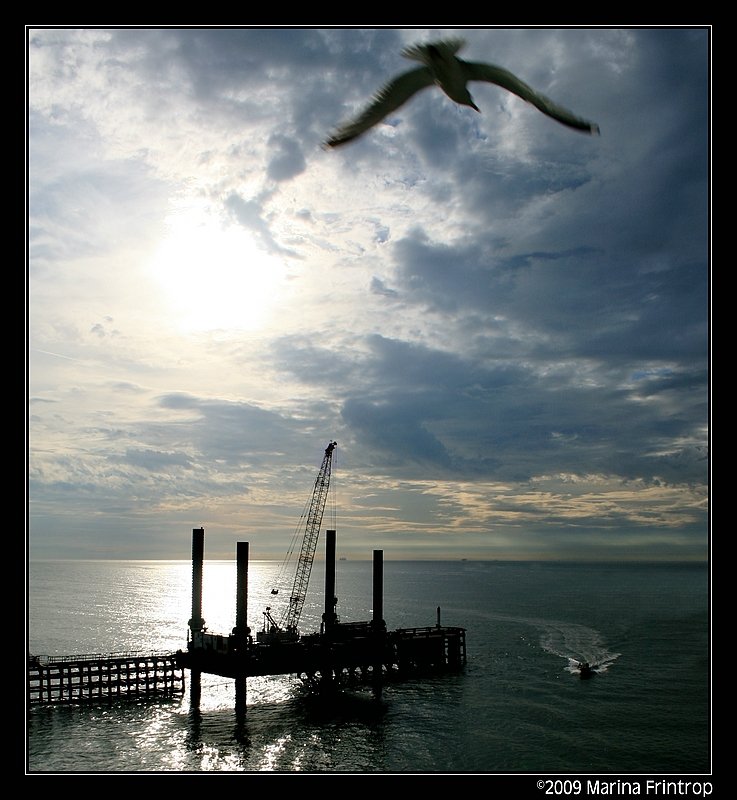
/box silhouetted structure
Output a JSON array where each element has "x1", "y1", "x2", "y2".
[
  {"x1": 26, "y1": 524, "x2": 466, "y2": 708},
  {"x1": 27, "y1": 652, "x2": 184, "y2": 705},
  {"x1": 176, "y1": 527, "x2": 466, "y2": 702}
]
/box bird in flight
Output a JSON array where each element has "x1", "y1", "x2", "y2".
[{"x1": 325, "y1": 38, "x2": 600, "y2": 147}]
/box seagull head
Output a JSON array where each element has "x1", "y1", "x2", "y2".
[{"x1": 455, "y1": 87, "x2": 480, "y2": 112}]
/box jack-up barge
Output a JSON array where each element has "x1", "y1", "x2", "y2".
[
  {"x1": 176, "y1": 526, "x2": 466, "y2": 697},
  {"x1": 176, "y1": 442, "x2": 466, "y2": 700}
]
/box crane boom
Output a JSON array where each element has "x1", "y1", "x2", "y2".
[
  {"x1": 259, "y1": 441, "x2": 337, "y2": 643},
  {"x1": 280, "y1": 440, "x2": 336, "y2": 635}
]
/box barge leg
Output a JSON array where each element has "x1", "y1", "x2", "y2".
[
  {"x1": 234, "y1": 541, "x2": 249, "y2": 717},
  {"x1": 188, "y1": 527, "x2": 205, "y2": 710},
  {"x1": 373, "y1": 549, "x2": 384, "y2": 699},
  {"x1": 323, "y1": 529, "x2": 338, "y2": 632}
]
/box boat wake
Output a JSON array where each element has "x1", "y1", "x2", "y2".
[
  {"x1": 460, "y1": 608, "x2": 620, "y2": 676},
  {"x1": 537, "y1": 620, "x2": 620, "y2": 676}
]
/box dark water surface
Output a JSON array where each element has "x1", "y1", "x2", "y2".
[{"x1": 27, "y1": 559, "x2": 710, "y2": 774}]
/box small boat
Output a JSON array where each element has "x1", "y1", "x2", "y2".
[{"x1": 577, "y1": 661, "x2": 594, "y2": 679}]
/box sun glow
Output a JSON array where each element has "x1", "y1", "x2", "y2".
[{"x1": 149, "y1": 207, "x2": 287, "y2": 333}]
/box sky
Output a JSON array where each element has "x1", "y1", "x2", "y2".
[{"x1": 27, "y1": 26, "x2": 710, "y2": 562}]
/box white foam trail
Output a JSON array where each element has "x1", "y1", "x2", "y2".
[
  {"x1": 537, "y1": 620, "x2": 620, "y2": 674},
  {"x1": 456, "y1": 608, "x2": 620, "y2": 674}
]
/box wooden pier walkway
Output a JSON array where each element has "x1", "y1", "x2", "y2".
[{"x1": 27, "y1": 651, "x2": 185, "y2": 705}]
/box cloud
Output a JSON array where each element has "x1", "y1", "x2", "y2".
[
  {"x1": 266, "y1": 134, "x2": 307, "y2": 182},
  {"x1": 224, "y1": 190, "x2": 300, "y2": 257}
]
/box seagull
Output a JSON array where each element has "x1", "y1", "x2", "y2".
[{"x1": 324, "y1": 38, "x2": 600, "y2": 147}]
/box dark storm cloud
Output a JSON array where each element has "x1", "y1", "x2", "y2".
[
  {"x1": 391, "y1": 216, "x2": 707, "y2": 365},
  {"x1": 272, "y1": 328, "x2": 707, "y2": 487},
  {"x1": 154, "y1": 392, "x2": 335, "y2": 484},
  {"x1": 99, "y1": 28, "x2": 408, "y2": 154},
  {"x1": 118, "y1": 448, "x2": 195, "y2": 471},
  {"x1": 157, "y1": 392, "x2": 296, "y2": 463},
  {"x1": 266, "y1": 134, "x2": 307, "y2": 182}
]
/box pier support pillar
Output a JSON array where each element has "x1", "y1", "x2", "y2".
[
  {"x1": 235, "y1": 541, "x2": 250, "y2": 642},
  {"x1": 235, "y1": 677, "x2": 247, "y2": 720},
  {"x1": 189, "y1": 669, "x2": 201, "y2": 709},
  {"x1": 373, "y1": 549, "x2": 384, "y2": 629},
  {"x1": 187, "y1": 527, "x2": 205, "y2": 709},
  {"x1": 322, "y1": 529, "x2": 338, "y2": 632},
  {"x1": 188, "y1": 527, "x2": 206, "y2": 636},
  {"x1": 372, "y1": 549, "x2": 385, "y2": 698},
  {"x1": 234, "y1": 541, "x2": 250, "y2": 716}
]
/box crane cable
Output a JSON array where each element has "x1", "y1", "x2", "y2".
[{"x1": 271, "y1": 491, "x2": 313, "y2": 595}]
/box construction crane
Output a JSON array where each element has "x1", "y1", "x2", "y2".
[{"x1": 258, "y1": 441, "x2": 337, "y2": 643}]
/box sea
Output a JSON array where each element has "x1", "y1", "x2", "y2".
[{"x1": 26, "y1": 558, "x2": 711, "y2": 780}]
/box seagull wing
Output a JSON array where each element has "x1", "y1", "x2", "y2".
[
  {"x1": 401, "y1": 38, "x2": 466, "y2": 63},
  {"x1": 462, "y1": 60, "x2": 600, "y2": 135},
  {"x1": 325, "y1": 67, "x2": 435, "y2": 147}
]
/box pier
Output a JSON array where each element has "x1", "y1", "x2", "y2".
[{"x1": 27, "y1": 651, "x2": 184, "y2": 705}]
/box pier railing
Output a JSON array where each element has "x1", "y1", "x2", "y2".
[{"x1": 29, "y1": 650, "x2": 174, "y2": 666}]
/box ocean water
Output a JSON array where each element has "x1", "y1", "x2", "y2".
[{"x1": 26, "y1": 558, "x2": 710, "y2": 776}]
